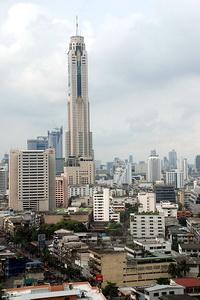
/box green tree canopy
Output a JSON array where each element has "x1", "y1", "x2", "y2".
[
  {"x1": 102, "y1": 281, "x2": 119, "y2": 299},
  {"x1": 157, "y1": 277, "x2": 170, "y2": 285}
]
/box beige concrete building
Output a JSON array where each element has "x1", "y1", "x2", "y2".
[
  {"x1": 55, "y1": 173, "x2": 68, "y2": 208},
  {"x1": 9, "y1": 149, "x2": 56, "y2": 211},
  {"x1": 88, "y1": 248, "x2": 176, "y2": 288},
  {"x1": 43, "y1": 210, "x2": 92, "y2": 225},
  {"x1": 65, "y1": 157, "x2": 94, "y2": 185}
]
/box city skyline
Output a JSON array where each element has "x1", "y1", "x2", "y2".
[{"x1": 1, "y1": 1, "x2": 200, "y2": 163}]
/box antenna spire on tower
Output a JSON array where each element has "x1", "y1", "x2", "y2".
[{"x1": 76, "y1": 15, "x2": 78, "y2": 36}]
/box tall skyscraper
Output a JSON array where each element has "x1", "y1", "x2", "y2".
[
  {"x1": 65, "y1": 33, "x2": 93, "y2": 159},
  {"x1": 65, "y1": 26, "x2": 94, "y2": 184}
]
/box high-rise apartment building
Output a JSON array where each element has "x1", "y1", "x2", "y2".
[
  {"x1": 9, "y1": 149, "x2": 56, "y2": 211},
  {"x1": 93, "y1": 188, "x2": 120, "y2": 222},
  {"x1": 147, "y1": 155, "x2": 162, "y2": 182},
  {"x1": 65, "y1": 30, "x2": 94, "y2": 184}
]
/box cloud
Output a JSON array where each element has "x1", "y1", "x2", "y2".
[{"x1": 1, "y1": 0, "x2": 200, "y2": 164}]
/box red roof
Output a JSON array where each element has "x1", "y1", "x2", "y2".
[{"x1": 173, "y1": 278, "x2": 200, "y2": 287}]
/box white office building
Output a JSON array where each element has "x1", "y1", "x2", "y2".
[
  {"x1": 156, "y1": 201, "x2": 178, "y2": 217},
  {"x1": 113, "y1": 163, "x2": 132, "y2": 185},
  {"x1": 178, "y1": 157, "x2": 188, "y2": 181},
  {"x1": 137, "y1": 192, "x2": 156, "y2": 213},
  {"x1": 9, "y1": 149, "x2": 56, "y2": 211},
  {"x1": 166, "y1": 169, "x2": 184, "y2": 189},
  {"x1": 130, "y1": 212, "x2": 165, "y2": 239},
  {"x1": 93, "y1": 188, "x2": 120, "y2": 222}
]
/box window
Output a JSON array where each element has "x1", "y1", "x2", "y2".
[
  {"x1": 154, "y1": 293, "x2": 159, "y2": 296},
  {"x1": 169, "y1": 291, "x2": 175, "y2": 295}
]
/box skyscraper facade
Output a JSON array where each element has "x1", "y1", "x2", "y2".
[
  {"x1": 65, "y1": 31, "x2": 94, "y2": 184},
  {"x1": 65, "y1": 35, "x2": 93, "y2": 159}
]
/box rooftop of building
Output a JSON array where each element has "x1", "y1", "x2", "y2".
[
  {"x1": 5, "y1": 282, "x2": 105, "y2": 300},
  {"x1": 179, "y1": 243, "x2": 200, "y2": 250},
  {"x1": 127, "y1": 251, "x2": 174, "y2": 262},
  {"x1": 144, "y1": 284, "x2": 184, "y2": 292},
  {"x1": 89, "y1": 248, "x2": 125, "y2": 255},
  {"x1": 172, "y1": 277, "x2": 200, "y2": 287},
  {"x1": 160, "y1": 295, "x2": 198, "y2": 300},
  {"x1": 187, "y1": 217, "x2": 200, "y2": 224}
]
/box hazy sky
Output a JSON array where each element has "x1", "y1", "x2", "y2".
[{"x1": 1, "y1": 0, "x2": 200, "y2": 164}]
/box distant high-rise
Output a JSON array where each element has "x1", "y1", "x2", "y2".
[
  {"x1": 48, "y1": 127, "x2": 63, "y2": 159},
  {"x1": 147, "y1": 155, "x2": 162, "y2": 182},
  {"x1": 129, "y1": 155, "x2": 133, "y2": 164},
  {"x1": 169, "y1": 149, "x2": 177, "y2": 170},
  {"x1": 27, "y1": 136, "x2": 48, "y2": 151},
  {"x1": 150, "y1": 149, "x2": 157, "y2": 156},
  {"x1": 178, "y1": 157, "x2": 188, "y2": 181},
  {"x1": 195, "y1": 155, "x2": 200, "y2": 172},
  {"x1": 65, "y1": 24, "x2": 94, "y2": 184},
  {"x1": 48, "y1": 127, "x2": 64, "y2": 175},
  {"x1": 163, "y1": 156, "x2": 170, "y2": 171}
]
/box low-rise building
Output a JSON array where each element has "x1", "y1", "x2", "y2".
[
  {"x1": 133, "y1": 238, "x2": 171, "y2": 255},
  {"x1": 167, "y1": 226, "x2": 194, "y2": 251},
  {"x1": 88, "y1": 248, "x2": 176, "y2": 288},
  {"x1": 4, "y1": 282, "x2": 105, "y2": 300},
  {"x1": 144, "y1": 284, "x2": 185, "y2": 300},
  {"x1": 156, "y1": 201, "x2": 178, "y2": 218},
  {"x1": 177, "y1": 210, "x2": 191, "y2": 220},
  {"x1": 178, "y1": 243, "x2": 200, "y2": 257},
  {"x1": 171, "y1": 278, "x2": 200, "y2": 296},
  {"x1": 186, "y1": 217, "x2": 200, "y2": 242}
]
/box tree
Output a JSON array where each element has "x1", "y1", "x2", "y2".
[
  {"x1": 168, "y1": 260, "x2": 190, "y2": 278},
  {"x1": 102, "y1": 281, "x2": 119, "y2": 299},
  {"x1": 179, "y1": 217, "x2": 187, "y2": 226},
  {"x1": 105, "y1": 221, "x2": 123, "y2": 236},
  {"x1": 178, "y1": 259, "x2": 190, "y2": 277},
  {"x1": 157, "y1": 277, "x2": 170, "y2": 285},
  {"x1": 168, "y1": 263, "x2": 180, "y2": 278}
]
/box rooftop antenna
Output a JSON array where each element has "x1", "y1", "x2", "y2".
[{"x1": 76, "y1": 15, "x2": 78, "y2": 36}]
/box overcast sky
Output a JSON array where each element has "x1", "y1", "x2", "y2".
[{"x1": 1, "y1": 0, "x2": 200, "y2": 164}]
